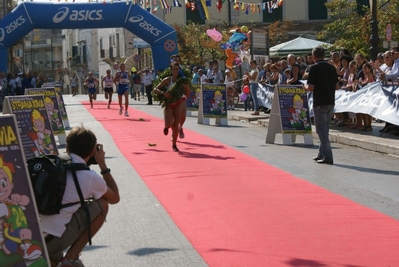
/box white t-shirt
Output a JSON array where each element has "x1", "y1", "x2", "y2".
[
  {"x1": 224, "y1": 75, "x2": 234, "y2": 88},
  {"x1": 40, "y1": 153, "x2": 107, "y2": 237},
  {"x1": 200, "y1": 74, "x2": 208, "y2": 83},
  {"x1": 142, "y1": 73, "x2": 153, "y2": 86},
  {"x1": 249, "y1": 68, "x2": 259, "y2": 84}
]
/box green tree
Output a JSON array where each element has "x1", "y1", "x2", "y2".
[
  {"x1": 174, "y1": 22, "x2": 230, "y2": 66},
  {"x1": 317, "y1": 0, "x2": 399, "y2": 57}
]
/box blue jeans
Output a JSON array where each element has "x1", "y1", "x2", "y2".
[
  {"x1": 314, "y1": 105, "x2": 334, "y2": 161},
  {"x1": 250, "y1": 83, "x2": 259, "y2": 111}
]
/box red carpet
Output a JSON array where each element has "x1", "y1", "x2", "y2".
[{"x1": 83, "y1": 101, "x2": 399, "y2": 266}]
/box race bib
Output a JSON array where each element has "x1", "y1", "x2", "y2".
[
  {"x1": 120, "y1": 79, "x2": 127, "y2": 84},
  {"x1": 105, "y1": 81, "x2": 113, "y2": 87},
  {"x1": 88, "y1": 83, "x2": 94, "y2": 88}
]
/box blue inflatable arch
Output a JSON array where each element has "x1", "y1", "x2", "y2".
[{"x1": 0, "y1": 2, "x2": 178, "y2": 72}]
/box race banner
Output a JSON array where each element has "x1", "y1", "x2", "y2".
[
  {"x1": 0, "y1": 115, "x2": 50, "y2": 267},
  {"x1": 257, "y1": 83, "x2": 275, "y2": 110},
  {"x1": 186, "y1": 83, "x2": 201, "y2": 111},
  {"x1": 257, "y1": 82, "x2": 399, "y2": 126},
  {"x1": 277, "y1": 85, "x2": 312, "y2": 134},
  {"x1": 201, "y1": 83, "x2": 227, "y2": 118},
  {"x1": 2, "y1": 95, "x2": 58, "y2": 160}
]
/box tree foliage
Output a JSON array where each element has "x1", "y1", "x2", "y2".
[
  {"x1": 174, "y1": 22, "x2": 230, "y2": 66},
  {"x1": 318, "y1": 0, "x2": 399, "y2": 57}
]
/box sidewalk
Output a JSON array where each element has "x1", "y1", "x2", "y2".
[{"x1": 228, "y1": 108, "x2": 399, "y2": 157}]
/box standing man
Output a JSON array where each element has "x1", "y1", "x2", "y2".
[
  {"x1": 287, "y1": 54, "x2": 303, "y2": 85},
  {"x1": 113, "y1": 63, "x2": 130, "y2": 117},
  {"x1": 15, "y1": 72, "x2": 23, "y2": 95},
  {"x1": 142, "y1": 68, "x2": 154, "y2": 105},
  {"x1": 379, "y1": 46, "x2": 399, "y2": 81},
  {"x1": 305, "y1": 46, "x2": 338, "y2": 165}
]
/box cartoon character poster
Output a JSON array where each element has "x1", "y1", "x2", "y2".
[
  {"x1": 278, "y1": 86, "x2": 312, "y2": 134},
  {"x1": 4, "y1": 96, "x2": 58, "y2": 160},
  {"x1": 202, "y1": 84, "x2": 227, "y2": 118},
  {"x1": 25, "y1": 89, "x2": 65, "y2": 135},
  {"x1": 0, "y1": 115, "x2": 50, "y2": 267},
  {"x1": 186, "y1": 83, "x2": 201, "y2": 111},
  {"x1": 53, "y1": 86, "x2": 68, "y2": 122}
]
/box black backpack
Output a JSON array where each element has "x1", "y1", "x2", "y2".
[{"x1": 27, "y1": 154, "x2": 89, "y2": 216}]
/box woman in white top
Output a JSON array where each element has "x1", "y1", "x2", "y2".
[
  {"x1": 245, "y1": 60, "x2": 260, "y2": 115},
  {"x1": 224, "y1": 68, "x2": 236, "y2": 110}
]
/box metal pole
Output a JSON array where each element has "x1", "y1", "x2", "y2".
[{"x1": 369, "y1": 0, "x2": 380, "y2": 61}]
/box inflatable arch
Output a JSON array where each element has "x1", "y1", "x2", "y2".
[{"x1": 0, "y1": 2, "x2": 178, "y2": 73}]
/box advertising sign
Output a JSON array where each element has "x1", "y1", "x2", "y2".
[
  {"x1": 277, "y1": 86, "x2": 312, "y2": 134},
  {"x1": 2, "y1": 95, "x2": 58, "y2": 160},
  {"x1": 186, "y1": 83, "x2": 201, "y2": 111},
  {"x1": 201, "y1": 83, "x2": 227, "y2": 118},
  {"x1": 0, "y1": 115, "x2": 50, "y2": 267}
]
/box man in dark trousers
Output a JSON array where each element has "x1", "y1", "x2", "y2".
[{"x1": 305, "y1": 46, "x2": 338, "y2": 165}]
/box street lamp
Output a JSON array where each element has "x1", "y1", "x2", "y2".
[{"x1": 369, "y1": 0, "x2": 380, "y2": 61}]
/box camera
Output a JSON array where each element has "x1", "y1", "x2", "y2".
[{"x1": 87, "y1": 145, "x2": 100, "y2": 166}]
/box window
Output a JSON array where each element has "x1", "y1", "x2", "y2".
[
  {"x1": 263, "y1": 1, "x2": 283, "y2": 23},
  {"x1": 100, "y1": 39, "x2": 103, "y2": 50},
  {"x1": 116, "y1": 33, "x2": 120, "y2": 57},
  {"x1": 186, "y1": 6, "x2": 205, "y2": 24},
  {"x1": 308, "y1": 0, "x2": 327, "y2": 20}
]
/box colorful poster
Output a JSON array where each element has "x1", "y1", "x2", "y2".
[
  {"x1": 53, "y1": 85, "x2": 68, "y2": 121},
  {"x1": 0, "y1": 115, "x2": 50, "y2": 267},
  {"x1": 25, "y1": 88, "x2": 65, "y2": 135},
  {"x1": 277, "y1": 85, "x2": 312, "y2": 134},
  {"x1": 4, "y1": 96, "x2": 58, "y2": 160},
  {"x1": 186, "y1": 83, "x2": 201, "y2": 111},
  {"x1": 202, "y1": 83, "x2": 227, "y2": 118}
]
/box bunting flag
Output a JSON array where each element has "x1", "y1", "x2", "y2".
[
  {"x1": 251, "y1": 3, "x2": 255, "y2": 14},
  {"x1": 173, "y1": 0, "x2": 182, "y2": 7},
  {"x1": 216, "y1": 0, "x2": 222, "y2": 12},
  {"x1": 160, "y1": 0, "x2": 169, "y2": 9},
  {"x1": 152, "y1": 5, "x2": 160, "y2": 12},
  {"x1": 200, "y1": 0, "x2": 210, "y2": 19},
  {"x1": 206, "y1": 0, "x2": 211, "y2": 6}
]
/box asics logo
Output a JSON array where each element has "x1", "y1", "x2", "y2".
[
  {"x1": 128, "y1": 15, "x2": 144, "y2": 23},
  {"x1": 53, "y1": 7, "x2": 103, "y2": 23}
]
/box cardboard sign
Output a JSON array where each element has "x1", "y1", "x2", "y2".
[
  {"x1": 201, "y1": 83, "x2": 227, "y2": 118},
  {"x1": 266, "y1": 85, "x2": 313, "y2": 145},
  {"x1": 0, "y1": 115, "x2": 51, "y2": 267},
  {"x1": 2, "y1": 96, "x2": 58, "y2": 160},
  {"x1": 53, "y1": 85, "x2": 70, "y2": 129},
  {"x1": 277, "y1": 86, "x2": 312, "y2": 134},
  {"x1": 186, "y1": 83, "x2": 201, "y2": 111},
  {"x1": 25, "y1": 88, "x2": 66, "y2": 145}
]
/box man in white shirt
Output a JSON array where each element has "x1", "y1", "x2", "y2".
[
  {"x1": 379, "y1": 46, "x2": 399, "y2": 81},
  {"x1": 16, "y1": 72, "x2": 23, "y2": 95},
  {"x1": 142, "y1": 68, "x2": 154, "y2": 105},
  {"x1": 198, "y1": 69, "x2": 208, "y2": 83},
  {"x1": 42, "y1": 126, "x2": 120, "y2": 267}
]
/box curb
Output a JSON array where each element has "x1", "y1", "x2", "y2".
[{"x1": 230, "y1": 113, "x2": 399, "y2": 157}]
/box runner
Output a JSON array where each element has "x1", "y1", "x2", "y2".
[
  {"x1": 113, "y1": 63, "x2": 130, "y2": 117},
  {"x1": 83, "y1": 72, "x2": 99, "y2": 108},
  {"x1": 101, "y1": 69, "x2": 114, "y2": 109},
  {"x1": 154, "y1": 62, "x2": 190, "y2": 152}
]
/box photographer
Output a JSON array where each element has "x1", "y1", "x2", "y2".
[{"x1": 41, "y1": 126, "x2": 120, "y2": 267}]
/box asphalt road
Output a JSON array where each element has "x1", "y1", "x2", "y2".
[{"x1": 60, "y1": 94, "x2": 399, "y2": 266}]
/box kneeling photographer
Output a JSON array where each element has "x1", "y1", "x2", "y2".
[{"x1": 41, "y1": 126, "x2": 120, "y2": 267}]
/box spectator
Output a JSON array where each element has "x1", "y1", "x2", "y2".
[
  {"x1": 287, "y1": 54, "x2": 303, "y2": 85},
  {"x1": 224, "y1": 68, "x2": 236, "y2": 110},
  {"x1": 245, "y1": 60, "x2": 260, "y2": 115},
  {"x1": 22, "y1": 72, "x2": 32, "y2": 93},
  {"x1": 42, "y1": 126, "x2": 120, "y2": 267},
  {"x1": 379, "y1": 46, "x2": 399, "y2": 81},
  {"x1": 8, "y1": 74, "x2": 17, "y2": 95},
  {"x1": 15, "y1": 72, "x2": 23, "y2": 95},
  {"x1": 197, "y1": 69, "x2": 208, "y2": 83},
  {"x1": 305, "y1": 46, "x2": 339, "y2": 165},
  {"x1": 31, "y1": 73, "x2": 37, "y2": 88},
  {"x1": 191, "y1": 67, "x2": 199, "y2": 84},
  {"x1": 142, "y1": 68, "x2": 154, "y2": 105},
  {"x1": 268, "y1": 64, "x2": 280, "y2": 85},
  {"x1": 131, "y1": 71, "x2": 142, "y2": 100},
  {"x1": 70, "y1": 73, "x2": 78, "y2": 96},
  {"x1": 210, "y1": 65, "x2": 224, "y2": 84}
]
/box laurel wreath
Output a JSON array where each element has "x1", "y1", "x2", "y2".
[{"x1": 152, "y1": 68, "x2": 192, "y2": 107}]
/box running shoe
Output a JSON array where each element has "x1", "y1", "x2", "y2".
[
  {"x1": 119, "y1": 106, "x2": 123, "y2": 115},
  {"x1": 163, "y1": 127, "x2": 169, "y2": 136},
  {"x1": 57, "y1": 257, "x2": 85, "y2": 267},
  {"x1": 124, "y1": 111, "x2": 129, "y2": 117},
  {"x1": 179, "y1": 128, "x2": 185, "y2": 139},
  {"x1": 172, "y1": 145, "x2": 179, "y2": 152}
]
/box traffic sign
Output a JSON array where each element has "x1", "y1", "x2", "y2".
[
  {"x1": 386, "y1": 24, "x2": 392, "y2": 42},
  {"x1": 133, "y1": 54, "x2": 141, "y2": 62}
]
